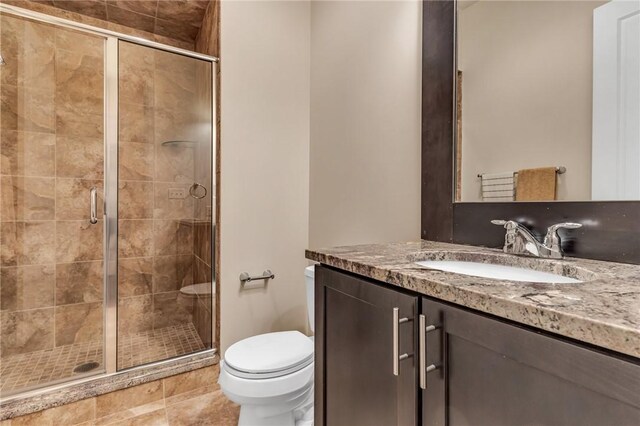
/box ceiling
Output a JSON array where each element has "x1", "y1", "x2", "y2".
[{"x1": 27, "y1": 0, "x2": 211, "y2": 43}]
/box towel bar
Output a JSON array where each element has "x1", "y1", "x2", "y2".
[
  {"x1": 478, "y1": 166, "x2": 566, "y2": 178},
  {"x1": 239, "y1": 270, "x2": 275, "y2": 284}
]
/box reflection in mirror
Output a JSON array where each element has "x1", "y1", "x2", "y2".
[{"x1": 455, "y1": 0, "x2": 640, "y2": 202}]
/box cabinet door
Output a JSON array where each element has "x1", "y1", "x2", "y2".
[
  {"x1": 421, "y1": 298, "x2": 640, "y2": 426},
  {"x1": 316, "y1": 266, "x2": 419, "y2": 426}
]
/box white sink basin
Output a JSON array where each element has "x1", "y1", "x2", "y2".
[{"x1": 415, "y1": 260, "x2": 582, "y2": 284}]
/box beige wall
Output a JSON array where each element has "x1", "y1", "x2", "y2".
[
  {"x1": 219, "y1": 0, "x2": 311, "y2": 351},
  {"x1": 459, "y1": 0, "x2": 607, "y2": 202},
  {"x1": 309, "y1": 0, "x2": 422, "y2": 249}
]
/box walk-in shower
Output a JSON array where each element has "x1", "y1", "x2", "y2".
[{"x1": 0, "y1": 4, "x2": 217, "y2": 398}]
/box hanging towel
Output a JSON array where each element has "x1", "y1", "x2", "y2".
[
  {"x1": 515, "y1": 167, "x2": 557, "y2": 201},
  {"x1": 480, "y1": 172, "x2": 514, "y2": 201}
]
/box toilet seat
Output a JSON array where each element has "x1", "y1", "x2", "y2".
[{"x1": 224, "y1": 331, "x2": 314, "y2": 379}]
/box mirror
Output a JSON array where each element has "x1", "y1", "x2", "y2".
[{"x1": 455, "y1": 0, "x2": 640, "y2": 202}]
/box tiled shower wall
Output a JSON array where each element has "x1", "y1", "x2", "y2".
[
  {"x1": 0, "y1": 16, "x2": 105, "y2": 358},
  {"x1": 117, "y1": 41, "x2": 214, "y2": 361}
]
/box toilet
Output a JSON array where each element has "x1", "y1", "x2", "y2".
[{"x1": 218, "y1": 266, "x2": 316, "y2": 426}]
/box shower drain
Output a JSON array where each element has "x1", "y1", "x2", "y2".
[{"x1": 73, "y1": 361, "x2": 100, "y2": 374}]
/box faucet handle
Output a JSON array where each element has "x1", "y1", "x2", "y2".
[
  {"x1": 544, "y1": 222, "x2": 582, "y2": 250},
  {"x1": 491, "y1": 219, "x2": 518, "y2": 230},
  {"x1": 546, "y1": 222, "x2": 582, "y2": 234}
]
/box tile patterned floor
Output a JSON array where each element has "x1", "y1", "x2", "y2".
[
  {"x1": 0, "y1": 323, "x2": 205, "y2": 396},
  {"x1": 118, "y1": 323, "x2": 206, "y2": 369},
  {"x1": 0, "y1": 365, "x2": 240, "y2": 426}
]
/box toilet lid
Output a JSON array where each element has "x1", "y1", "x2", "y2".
[{"x1": 224, "y1": 331, "x2": 314, "y2": 375}]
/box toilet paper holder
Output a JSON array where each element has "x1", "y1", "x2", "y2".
[{"x1": 239, "y1": 270, "x2": 275, "y2": 284}]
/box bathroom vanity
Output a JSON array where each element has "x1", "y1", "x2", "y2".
[{"x1": 306, "y1": 241, "x2": 640, "y2": 426}]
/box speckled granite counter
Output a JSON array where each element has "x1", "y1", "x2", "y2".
[{"x1": 306, "y1": 241, "x2": 640, "y2": 359}]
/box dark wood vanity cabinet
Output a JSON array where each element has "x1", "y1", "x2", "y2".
[
  {"x1": 315, "y1": 265, "x2": 419, "y2": 426},
  {"x1": 316, "y1": 266, "x2": 640, "y2": 426}
]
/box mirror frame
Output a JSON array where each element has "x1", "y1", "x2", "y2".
[{"x1": 421, "y1": 0, "x2": 640, "y2": 264}]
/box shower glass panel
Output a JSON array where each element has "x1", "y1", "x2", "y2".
[
  {"x1": 0, "y1": 13, "x2": 106, "y2": 396},
  {"x1": 116, "y1": 41, "x2": 214, "y2": 369}
]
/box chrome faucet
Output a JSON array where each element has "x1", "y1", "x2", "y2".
[{"x1": 491, "y1": 220, "x2": 582, "y2": 259}]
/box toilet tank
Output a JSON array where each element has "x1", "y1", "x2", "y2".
[{"x1": 305, "y1": 265, "x2": 315, "y2": 333}]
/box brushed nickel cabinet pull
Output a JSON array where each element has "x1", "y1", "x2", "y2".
[
  {"x1": 393, "y1": 307, "x2": 410, "y2": 376},
  {"x1": 419, "y1": 314, "x2": 439, "y2": 389}
]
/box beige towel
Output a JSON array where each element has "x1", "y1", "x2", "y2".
[{"x1": 515, "y1": 167, "x2": 557, "y2": 201}]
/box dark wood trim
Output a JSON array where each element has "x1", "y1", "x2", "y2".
[
  {"x1": 421, "y1": 0, "x2": 455, "y2": 242},
  {"x1": 421, "y1": 0, "x2": 640, "y2": 264}
]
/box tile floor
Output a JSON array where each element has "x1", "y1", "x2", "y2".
[
  {"x1": 0, "y1": 364, "x2": 239, "y2": 426},
  {"x1": 1, "y1": 323, "x2": 205, "y2": 396}
]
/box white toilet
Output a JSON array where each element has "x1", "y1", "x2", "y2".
[{"x1": 218, "y1": 266, "x2": 316, "y2": 426}]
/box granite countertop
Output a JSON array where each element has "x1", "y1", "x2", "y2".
[{"x1": 306, "y1": 241, "x2": 640, "y2": 359}]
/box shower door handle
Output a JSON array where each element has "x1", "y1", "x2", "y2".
[{"x1": 90, "y1": 187, "x2": 98, "y2": 224}]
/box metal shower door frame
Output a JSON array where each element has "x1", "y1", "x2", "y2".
[{"x1": 0, "y1": 2, "x2": 219, "y2": 384}]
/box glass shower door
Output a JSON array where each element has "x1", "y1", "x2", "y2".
[
  {"x1": 116, "y1": 41, "x2": 214, "y2": 369},
  {"x1": 0, "y1": 13, "x2": 106, "y2": 396}
]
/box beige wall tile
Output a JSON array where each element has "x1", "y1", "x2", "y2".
[
  {"x1": 55, "y1": 106, "x2": 103, "y2": 139},
  {"x1": 153, "y1": 182, "x2": 194, "y2": 219},
  {"x1": 154, "y1": 142, "x2": 195, "y2": 183},
  {"x1": 193, "y1": 222, "x2": 211, "y2": 264},
  {"x1": 163, "y1": 365, "x2": 217, "y2": 399},
  {"x1": 95, "y1": 381, "x2": 163, "y2": 418},
  {"x1": 1, "y1": 84, "x2": 55, "y2": 133},
  {"x1": 119, "y1": 41, "x2": 155, "y2": 106},
  {"x1": 119, "y1": 142, "x2": 154, "y2": 181},
  {"x1": 56, "y1": 179, "x2": 104, "y2": 220},
  {"x1": 0, "y1": 308, "x2": 54, "y2": 356},
  {"x1": 154, "y1": 69, "x2": 196, "y2": 113},
  {"x1": 54, "y1": 301, "x2": 103, "y2": 346},
  {"x1": 193, "y1": 298, "x2": 212, "y2": 348},
  {"x1": 55, "y1": 261, "x2": 103, "y2": 305},
  {"x1": 0, "y1": 15, "x2": 56, "y2": 91},
  {"x1": 56, "y1": 220, "x2": 103, "y2": 263},
  {"x1": 1, "y1": 221, "x2": 56, "y2": 266},
  {"x1": 55, "y1": 26, "x2": 104, "y2": 56},
  {"x1": 55, "y1": 47, "x2": 103, "y2": 117},
  {"x1": 153, "y1": 107, "x2": 198, "y2": 144},
  {"x1": 0, "y1": 176, "x2": 56, "y2": 221},
  {"x1": 119, "y1": 181, "x2": 154, "y2": 219},
  {"x1": 119, "y1": 257, "x2": 153, "y2": 297},
  {"x1": 54, "y1": 0, "x2": 108, "y2": 21},
  {"x1": 155, "y1": 0, "x2": 208, "y2": 28},
  {"x1": 118, "y1": 219, "x2": 153, "y2": 258},
  {"x1": 107, "y1": 5, "x2": 155, "y2": 34},
  {"x1": 119, "y1": 103, "x2": 154, "y2": 144},
  {"x1": 0, "y1": 131, "x2": 56, "y2": 177},
  {"x1": 118, "y1": 294, "x2": 153, "y2": 335},
  {"x1": 152, "y1": 254, "x2": 193, "y2": 293},
  {"x1": 153, "y1": 291, "x2": 193, "y2": 329},
  {"x1": 1, "y1": 265, "x2": 55, "y2": 311},
  {"x1": 7, "y1": 398, "x2": 95, "y2": 426},
  {"x1": 153, "y1": 17, "x2": 199, "y2": 44},
  {"x1": 153, "y1": 220, "x2": 193, "y2": 256},
  {"x1": 107, "y1": 0, "x2": 158, "y2": 17},
  {"x1": 193, "y1": 256, "x2": 211, "y2": 285},
  {"x1": 55, "y1": 137, "x2": 104, "y2": 179}
]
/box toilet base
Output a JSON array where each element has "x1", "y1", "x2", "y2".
[{"x1": 236, "y1": 385, "x2": 313, "y2": 426}]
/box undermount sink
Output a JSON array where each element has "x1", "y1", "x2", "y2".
[{"x1": 414, "y1": 255, "x2": 589, "y2": 284}]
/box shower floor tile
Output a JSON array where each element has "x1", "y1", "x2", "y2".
[
  {"x1": 118, "y1": 322, "x2": 206, "y2": 369},
  {"x1": 0, "y1": 323, "x2": 205, "y2": 396}
]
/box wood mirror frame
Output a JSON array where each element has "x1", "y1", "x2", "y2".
[{"x1": 420, "y1": 0, "x2": 640, "y2": 264}]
